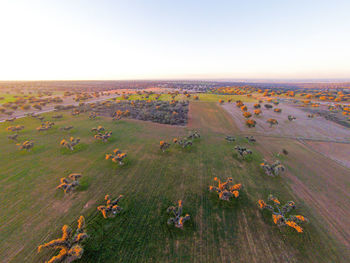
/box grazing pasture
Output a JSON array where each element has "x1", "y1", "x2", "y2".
[{"x1": 0, "y1": 101, "x2": 348, "y2": 262}]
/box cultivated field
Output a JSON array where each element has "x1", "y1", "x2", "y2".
[
  {"x1": 1, "y1": 99, "x2": 349, "y2": 262},
  {"x1": 222, "y1": 102, "x2": 350, "y2": 141}
]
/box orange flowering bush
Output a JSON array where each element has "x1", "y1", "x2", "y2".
[
  {"x1": 17, "y1": 140, "x2": 34, "y2": 150},
  {"x1": 273, "y1": 108, "x2": 282, "y2": 113},
  {"x1": 61, "y1": 137, "x2": 80, "y2": 150},
  {"x1": 267, "y1": 118, "x2": 278, "y2": 127},
  {"x1": 38, "y1": 216, "x2": 87, "y2": 263},
  {"x1": 240, "y1": 105, "x2": 247, "y2": 112},
  {"x1": 56, "y1": 173, "x2": 82, "y2": 194},
  {"x1": 105, "y1": 148, "x2": 127, "y2": 165},
  {"x1": 209, "y1": 177, "x2": 242, "y2": 201},
  {"x1": 97, "y1": 194, "x2": 123, "y2": 218},
  {"x1": 160, "y1": 140, "x2": 171, "y2": 152},
  {"x1": 236, "y1": 100, "x2": 244, "y2": 107},
  {"x1": 254, "y1": 109, "x2": 262, "y2": 115},
  {"x1": 94, "y1": 131, "x2": 112, "y2": 142},
  {"x1": 219, "y1": 99, "x2": 224, "y2": 104},
  {"x1": 243, "y1": 111, "x2": 252, "y2": 118},
  {"x1": 258, "y1": 194, "x2": 308, "y2": 233},
  {"x1": 246, "y1": 119, "x2": 256, "y2": 128},
  {"x1": 254, "y1": 103, "x2": 261, "y2": 109}
]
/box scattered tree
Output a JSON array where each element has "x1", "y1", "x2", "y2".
[
  {"x1": 160, "y1": 141, "x2": 171, "y2": 152},
  {"x1": 246, "y1": 119, "x2": 256, "y2": 127},
  {"x1": 258, "y1": 194, "x2": 308, "y2": 233},
  {"x1": 91, "y1": 126, "x2": 105, "y2": 133},
  {"x1": 6, "y1": 125, "x2": 24, "y2": 132},
  {"x1": 260, "y1": 160, "x2": 285, "y2": 176},
  {"x1": 225, "y1": 136, "x2": 236, "y2": 142},
  {"x1": 17, "y1": 140, "x2": 34, "y2": 150},
  {"x1": 234, "y1": 145, "x2": 252, "y2": 159},
  {"x1": 167, "y1": 200, "x2": 190, "y2": 229},
  {"x1": 37, "y1": 216, "x2": 88, "y2": 262},
  {"x1": 245, "y1": 136, "x2": 256, "y2": 143},
  {"x1": 61, "y1": 126, "x2": 73, "y2": 131},
  {"x1": 56, "y1": 173, "x2": 82, "y2": 194},
  {"x1": 105, "y1": 148, "x2": 127, "y2": 165},
  {"x1": 209, "y1": 177, "x2": 242, "y2": 201},
  {"x1": 267, "y1": 118, "x2": 278, "y2": 127},
  {"x1": 60, "y1": 137, "x2": 81, "y2": 151},
  {"x1": 94, "y1": 131, "x2": 112, "y2": 142},
  {"x1": 8, "y1": 133, "x2": 18, "y2": 141},
  {"x1": 97, "y1": 194, "x2": 123, "y2": 218},
  {"x1": 288, "y1": 115, "x2": 296, "y2": 121}
]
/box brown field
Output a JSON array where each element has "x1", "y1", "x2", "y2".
[
  {"x1": 222, "y1": 102, "x2": 350, "y2": 141},
  {"x1": 302, "y1": 141, "x2": 350, "y2": 169}
]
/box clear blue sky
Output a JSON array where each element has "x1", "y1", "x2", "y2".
[{"x1": 0, "y1": 0, "x2": 349, "y2": 80}]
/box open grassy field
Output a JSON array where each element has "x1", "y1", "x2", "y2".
[
  {"x1": 0, "y1": 93, "x2": 16, "y2": 103},
  {"x1": 0, "y1": 101, "x2": 348, "y2": 262}
]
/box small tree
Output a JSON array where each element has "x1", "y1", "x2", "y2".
[
  {"x1": 254, "y1": 109, "x2": 262, "y2": 116},
  {"x1": 105, "y1": 148, "x2": 127, "y2": 165},
  {"x1": 61, "y1": 137, "x2": 80, "y2": 151},
  {"x1": 37, "y1": 121, "x2": 55, "y2": 131},
  {"x1": 209, "y1": 177, "x2": 242, "y2": 201},
  {"x1": 246, "y1": 119, "x2": 256, "y2": 127},
  {"x1": 89, "y1": 112, "x2": 97, "y2": 119},
  {"x1": 167, "y1": 200, "x2": 190, "y2": 229},
  {"x1": 61, "y1": 126, "x2": 74, "y2": 131},
  {"x1": 260, "y1": 160, "x2": 285, "y2": 176},
  {"x1": 258, "y1": 194, "x2": 308, "y2": 233},
  {"x1": 264, "y1": 104, "x2": 273, "y2": 110},
  {"x1": 267, "y1": 118, "x2": 278, "y2": 127},
  {"x1": 56, "y1": 173, "x2": 82, "y2": 194},
  {"x1": 174, "y1": 139, "x2": 193, "y2": 148},
  {"x1": 243, "y1": 112, "x2": 252, "y2": 118},
  {"x1": 254, "y1": 103, "x2": 261, "y2": 109},
  {"x1": 94, "y1": 131, "x2": 112, "y2": 142},
  {"x1": 160, "y1": 141, "x2": 171, "y2": 152},
  {"x1": 234, "y1": 146, "x2": 252, "y2": 159},
  {"x1": 7, "y1": 125, "x2": 24, "y2": 132},
  {"x1": 288, "y1": 115, "x2": 296, "y2": 121},
  {"x1": 225, "y1": 136, "x2": 235, "y2": 142},
  {"x1": 17, "y1": 140, "x2": 34, "y2": 150},
  {"x1": 187, "y1": 130, "x2": 200, "y2": 139},
  {"x1": 91, "y1": 126, "x2": 105, "y2": 133},
  {"x1": 97, "y1": 194, "x2": 123, "y2": 218},
  {"x1": 38, "y1": 216, "x2": 88, "y2": 262},
  {"x1": 8, "y1": 133, "x2": 18, "y2": 141},
  {"x1": 245, "y1": 136, "x2": 256, "y2": 143}
]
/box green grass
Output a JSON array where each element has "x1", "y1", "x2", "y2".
[
  {"x1": 0, "y1": 102, "x2": 345, "y2": 262},
  {"x1": 0, "y1": 93, "x2": 16, "y2": 104}
]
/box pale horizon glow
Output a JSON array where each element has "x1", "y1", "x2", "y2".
[{"x1": 0, "y1": 0, "x2": 350, "y2": 80}]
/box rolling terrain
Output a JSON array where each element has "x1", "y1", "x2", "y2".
[{"x1": 0, "y1": 100, "x2": 349, "y2": 262}]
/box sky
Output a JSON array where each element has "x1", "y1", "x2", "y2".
[{"x1": 0, "y1": 0, "x2": 350, "y2": 80}]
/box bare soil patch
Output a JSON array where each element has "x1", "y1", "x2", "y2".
[
  {"x1": 302, "y1": 141, "x2": 350, "y2": 169},
  {"x1": 221, "y1": 103, "x2": 350, "y2": 141}
]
